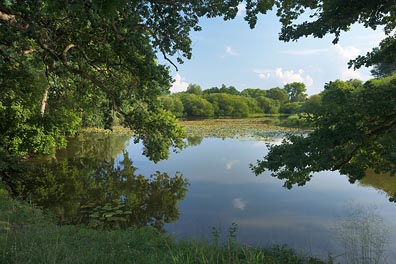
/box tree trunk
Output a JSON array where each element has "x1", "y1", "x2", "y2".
[{"x1": 40, "y1": 85, "x2": 49, "y2": 117}]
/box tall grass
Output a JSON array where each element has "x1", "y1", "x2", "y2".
[{"x1": 334, "y1": 203, "x2": 389, "y2": 264}]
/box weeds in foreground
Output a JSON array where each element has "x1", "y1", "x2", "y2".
[{"x1": 334, "y1": 202, "x2": 389, "y2": 264}]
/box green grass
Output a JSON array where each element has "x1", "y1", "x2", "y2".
[{"x1": 0, "y1": 182, "x2": 329, "y2": 264}]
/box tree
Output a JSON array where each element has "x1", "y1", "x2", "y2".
[
  {"x1": 280, "y1": 102, "x2": 301, "y2": 114},
  {"x1": 0, "y1": 0, "x2": 275, "y2": 162},
  {"x1": 205, "y1": 93, "x2": 249, "y2": 118},
  {"x1": 241, "y1": 88, "x2": 267, "y2": 98},
  {"x1": 219, "y1": 84, "x2": 240, "y2": 95},
  {"x1": 252, "y1": 0, "x2": 396, "y2": 184},
  {"x1": 266, "y1": 87, "x2": 289, "y2": 103},
  {"x1": 252, "y1": 76, "x2": 396, "y2": 188},
  {"x1": 351, "y1": 37, "x2": 396, "y2": 78},
  {"x1": 275, "y1": 1, "x2": 395, "y2": 46},
  {"x1": 202, "y1": 87, "x2": 218, "y2": 94},
  {"x1": 180, "y1": 94, "x2": 214, "y2": 118},
  {"x1": 283, "y1": 82, "x2": 307, "y2": 102},
  {"x1": 299, "y1": 94, "x2": 322, "y2": 118},
  {"x1": 256, "y1": 96, "x2": 280, "y2": 114},
  {"x1": 159, "y1": 95, "x2": 184, "y2": 118},
  {"x1": 186, "y1": 84, "x2": 203, "y2": 95}
]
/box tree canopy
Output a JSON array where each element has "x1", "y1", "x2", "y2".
[
  {"x1": 250, "y1": 0, "x2": 396, "y2": 186},
  {"x1": 2, "y1": 0, "x2": 396, "y2": 180},
  {"x1": 252, "y1": 76, "x2": 396, "y2": 188},
  {"x1": 0, "y1": 0, "x2": 273, "y2": 162},
  {"x1": 284, "y1": 82, "x2": 307, "y2": 102}
]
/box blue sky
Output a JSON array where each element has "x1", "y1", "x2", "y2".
[{"x1": 163, "y1": 8, "x2": 385, "y2": 95}]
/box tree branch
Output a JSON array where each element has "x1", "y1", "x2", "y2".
[{"x1": 62, "y1": 44, "x2": 76, "y2": 65}]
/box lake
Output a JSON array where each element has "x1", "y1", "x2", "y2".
[
  {"x1": 17, "y1": 132, "x2": 396, "y2": 261},
  {"x1": 126, "y1": 136, "x2": 396, "y2": 260}
]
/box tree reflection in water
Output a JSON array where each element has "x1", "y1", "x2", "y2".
[{"x1": 7, "y1": 133, "x2": 189, "y2": 231}]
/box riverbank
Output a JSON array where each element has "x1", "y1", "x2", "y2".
[{"x1": 0, "y1": 183, "x2": 328, "y2": 264}]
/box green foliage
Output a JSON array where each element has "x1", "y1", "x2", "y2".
[
  {"x1": 283, "y1": 82, "x2": 307, "y2": 102},
  {"x1": 351, "y1": 37, "x2": 396, "y2": 78},
  {"x1": 0, "y1": 54, "x2": 80, "y2": 155},
  {"x1": 203, "y1": 86, "x2": 221, "y2": 94},
  {"x1": 244, "y1": 96, "x2": 263, "y2": 114},
  {"x1": 179, "y1": 93, "x2": 214, "y2": 118},
  {"x1": 280, "y1": 102, "x2": 302, "y2": 114},
  {"x1": 275, "y1": 0, "x2": 395, "y2": 45},
  {"x1": 252, "y1": 75, "x2": 396, "y2": 188},
  {"x1": 299, "y1": 94, "x2": 322, "y2": 117},
  {"x1": 186, "y1": 83, "x2": 203, "y2": 95},
  {"x1": 241, "y1": 88, "x2": 267, "y2": 98},
  {"x1": 159, "y1": 95, "x2": 184, "y2": 118},
  {"x1": 3, "y1": 0, "x2": 286, "y2": 161},
  {"x1": 274, "y1": 0, "x2": 396, "y2": 79},
  {"x1": 256, "y1": 96, "x2": 281, "y2": 114},
  {"x1": 266, "y1": 87, "x2": 289, "y2": 103},
  {"x1": 205, "y1": 93, "x2": 250, "y2": 118},
  {"x1": 203, "y1": 84, "x2": 240, "y2": 95},
  {"x1": 281, "y1": 114, "x2": 310, "y2": 128},
  {"x1": 219, "y1": 84, "x2": 240, "y2": 95},
  {"x1": 2, "y1": 0, "x2": 395, "y2": 165},
  {"x1": 173, "y1": 82, "x2": 308, "y2": 117}
]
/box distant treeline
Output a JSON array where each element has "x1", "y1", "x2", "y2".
[{"x1": 160, "y1": 83, "x2": 321, "y2": 118}]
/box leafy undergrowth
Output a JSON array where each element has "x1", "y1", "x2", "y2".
[{"x1": 0, "y1": 183, "x2": 329, "y2": 264}]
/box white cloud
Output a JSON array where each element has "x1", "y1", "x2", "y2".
[
  {"x1": 254, "y1": 68, "x2": 314, "y2": 87},
  {"x1": 232, "y1": 198, "x2": 246, "y2": 211},
  {"x1": 225, "y1": 46, "x2": 240, "y2": 56},
  {"x1": 170, "y1": 73, "x2": 189, "y2": 93},
  {"x1": 226, "y1": 159, "x2": 240, "y2": 170},
  {"x1": 333, "y1": 44, "x2": 371, "y2": 81},
  {"x1": 340, "y1": 68, "x2": 363, "y2": 80},
  {"x1": 334, "y1": 44, "x2": 361, "y2": 61},
  {"x1": 282, "y1": 49, "x2": 328, "y2": 55}
]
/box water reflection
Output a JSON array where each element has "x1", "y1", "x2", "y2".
[
  {"x1": 7, "y1": 133, "x2": 189, "y2": 230},
  {"x1": 124, "y1": 137, "x2": 396, "y2": 258},
  {"x1": 5, "y1": 132, "x2": 396, "y2": 259},
  {"x1": 186, "y1": 136, "x2": 203, "y2": 146},
  {"x1": 359, "y1": 169, "x2": 396, "y2": 202}
]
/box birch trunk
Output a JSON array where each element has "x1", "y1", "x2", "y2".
[{"x1": 40, "y1": 85, "x2": 49, "y2": 117}]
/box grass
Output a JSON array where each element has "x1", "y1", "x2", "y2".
[{"x1": 0, "y1": 182, "x2": 329, "y2": 264}]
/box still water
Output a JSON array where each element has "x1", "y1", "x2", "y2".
[
  {"x1": 20, "y1": 133, "x2": 396, "y2": 260},
  {"x1": 125, "y1": 136, "x2": 396, "y2": 259}
]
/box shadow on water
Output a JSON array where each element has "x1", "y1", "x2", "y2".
[{"x1": 5, "y1": 132, "x2": 189, "y2": 231}]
